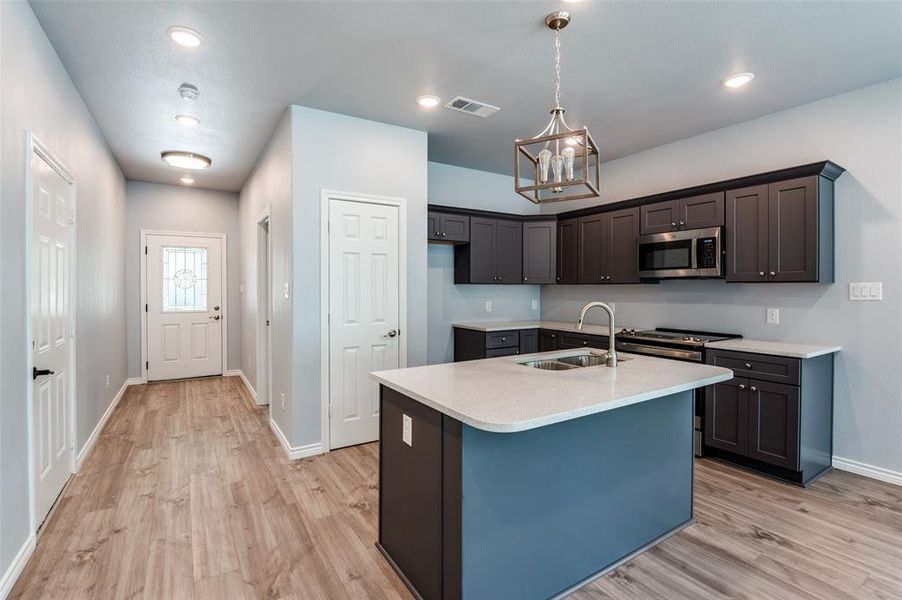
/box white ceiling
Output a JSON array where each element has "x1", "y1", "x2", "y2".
[{"x1": 30, "y1": 1, "x2": 902, "y2": 192}]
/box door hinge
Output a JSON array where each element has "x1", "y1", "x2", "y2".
[
  {"x1": 146, "y1": 360, "x2": 149, "y2": 370},
  {"x1": 145, "y1": 303, "x2": 148, "y2": 313},
  {"x1": 327, "y1": 221, "x2": 331, "y2": 233},
  {"x1": 68, "y1": 321, "x2": 75, "y2": 338},
  {"x1": 68, "y1": 208, "x2": 76, "y2": 226},
  {"x1": 144, "y1": 246, "x2": 148, "y2": 255}
]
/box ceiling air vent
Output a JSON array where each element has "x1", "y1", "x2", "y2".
[{"x1": 444, "y1": 96, "x2": 500, "y2": 118}]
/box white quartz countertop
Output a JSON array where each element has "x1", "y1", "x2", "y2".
[
  {"x1": 705, "y1": 338, "x2": 841, "y2": 359},
  {"x1": 452, "y1": 320, "x2": 629, "y2": 337},
  {"x1": 371, "y1": 350, "x2": 732, "y2": 433}
]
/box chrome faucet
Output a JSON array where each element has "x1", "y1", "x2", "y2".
[{"x1": 576, "y1": 301, "x2": 617, "y2": 367}]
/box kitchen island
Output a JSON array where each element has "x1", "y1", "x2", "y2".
[{"x1": 371, "y1": 349, "x2": 733, "y2": 600}]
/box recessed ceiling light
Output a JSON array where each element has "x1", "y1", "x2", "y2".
[
  {"x1": 175, "y1": 114, "x2": 200, "y2": 127},
  {"x1": 417, "y1": 94, "x2": 441, "y2": 108},
  {"x1": 723, "y1": 72, "x2": 755, "y2": 89},
  {"x1": 168, "y1": 26, "x2": 203, "y2": 48},
  {"x1": 180, "y1": 175, "x2": 195, "y2": 185},
  {"x1": 161, "y1": 151, "x2": 212, "y2": 170}
]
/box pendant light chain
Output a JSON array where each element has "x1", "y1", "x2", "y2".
[{"x1": 554, "y1": 28, "x2": 562, "y2": 110}]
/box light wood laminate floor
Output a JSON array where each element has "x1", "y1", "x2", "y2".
[{"x1": 11, "y1": 377, "x2": 902, "y2": 599}]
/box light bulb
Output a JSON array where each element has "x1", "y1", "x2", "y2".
[
  {"x1": 538, "y1": 149, "x2": 552, "y2": 184},
  {"x1": 562, "y1": 146, "x2": 575, "y2": 181},
  {"x1": 551, "y1": 154, "x2": 564, "y2": 192}
]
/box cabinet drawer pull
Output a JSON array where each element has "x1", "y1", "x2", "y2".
[
  {"x1": 442, "y1": 232, "x2": 447, "y2": 237},
  {"x1": 759, "y1": 271, "x2": 766, "y2": 277},
  {"x1": 678, "y1": 221, "x2": 685, "y2": 226},
  {"x1": 524, "y1": 277, "x2": 528, "y2": 282},
  {"x1": 739, "y1": 384, "x2": 746, "y2": 390},
  {"x1": 750, "y1": 385, "x2": 758, "y2": 392},
  {"x1": 501, "y1": 337, "x2": 506, "y2": 342},
  {"x1": 745, "y1": 362, "x2": 752, "y2": 368},
  {"x1": 670, "y1": 222, "x2": 677, "y2": 227},
  {"x1": 769, "y1": 271, "x2": 776, "y2": 277}
]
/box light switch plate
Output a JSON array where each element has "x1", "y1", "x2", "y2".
[
  {"x1": 531, "y1": 299, "x2": 539, "y2": 310},
  {"x1": 849, "y1": 282, "x2": 883, "y2": 301},
  {"x1": 766, "y1": 308, "x2": 780, "y2": 324},
  {"x1": 402, "y1": 414, "x2": 413, "y2": 446},
  {"x1": 283, "y1": 282, "x2": 290, "y2": 299}
]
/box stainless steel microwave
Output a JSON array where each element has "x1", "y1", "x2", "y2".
[{"x1": 637, "y1": 227, "x2": 722, "y2": 278}]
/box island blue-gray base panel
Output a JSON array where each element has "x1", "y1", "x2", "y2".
[{"x1": 378, "y1": 386, "x2": 694, "y2": 600}]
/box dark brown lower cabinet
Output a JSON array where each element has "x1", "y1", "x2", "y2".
[
  {"x1": 704, "y1": 349, "x2": 833, "y2": 486},
  {"x1": 453, "y1": 327, "x2": 524, "y2": 361},
  {"x1": 539, "y1": 329, "x2": 558, "y2": 351}
]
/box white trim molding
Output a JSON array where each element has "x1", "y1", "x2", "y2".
[
  {"x1": 125, "y1": 377, "x2": 146, "y2": 386},
  {"x1": 224, "y1": 369, "x2": 257, "y2": 403},
  {"x1": 76, "y1": 379, "x2": 136, "y2": 471},
  {"x1": 0, "y1": 533, "x2": 36, "y2": 600},
  {"x1": 319, "y1": 190, "x2": 408, "y2": 453},
  {"x1": 269, "y1": 418, "x2": 323, "y2": 460},
  {"x1": 833, "y1": 456, "x2": 902, "y2": 487}
]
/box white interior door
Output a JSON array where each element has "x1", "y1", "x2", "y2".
[
  {"x1": 329, "y1": 198, "x2": 401, "y2": 449},
  {"x1": 257, "y1": 217, "x2": 271, "y2": 406},
  {"x1": 145, "y1": 234, "x2": 223, "y2": 381},
  {"x1": 31, "y1": 150, "x2": 73, "y2": 524}
]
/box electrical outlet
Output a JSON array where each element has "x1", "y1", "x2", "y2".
[
  {"x1": 485, "y1": 301, "x2": 492, "y2": 312},
  {"x1": 283, "y1": 282, "x2": 290, "y2": 299},
  {"x1": 531, "y1": 299, "x2": 539, "y2": 310},
  {"x1": 280, "y1": 392, "x2": 287, "y2": 412},
  {"x1": 766, "y1": 308, "x2": 780, "y2": 324},
  {"x1": 849, "y1": 282, "x2": 883, "y2": 301},
  {"x1": 105, "y1": 374, "x2": 111, "y2": 389},
  {"x1": 402, "y1": 414, "x2": 413, "y2": 446}
]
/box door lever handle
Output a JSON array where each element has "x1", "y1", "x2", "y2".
[
  {"x1": 209, "y1": 315, "x2": 221, "y2": 320},
  {"x1": 33, "y1": 367, "x2": 55, "y2": 380}
]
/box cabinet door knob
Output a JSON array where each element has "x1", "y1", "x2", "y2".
[
  {"x1": 524, "y1": 277, "x2": 528, "y2": 281},
  {"x1": 745, "y1": 362, "x2": 752, "y2": 368},
  {"x1": 750, "y1": 386, "x2": 758, "y2": 392},
  {"x1": 501, "y1": 337, "x2": 506, "y2": 342},
  {"x1": 769, "y1": 271, "x2": 776, "y2": 277},
  {"x1": 759, "y1": 271, "x2": 766, "y2": 277},
  {"x1": 442, "y1": 232, "x2": 447, "y2": 237},
  {"x1": 582, "y1": 341, "x2": 588, "y2": 345},
  {"x1": 739, "y1": 384, "x2": 746, "y2": 390},
  {"x1": 679, "y1": 221, "x2": 685, "y2": 226},
  {"x1": 671, "y1": 222, "x2": 677, "y2": 227},
  {"x1": 556, "y1": 276, "x2": 560, "y2": 281}
]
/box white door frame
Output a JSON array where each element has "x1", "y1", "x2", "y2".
[
  {"x1": 319, "y1": 189, "x2": 407, "y2": 452},
  {"x1": 140, "y1": 230, "x2": 228, "y2": 382},
  {"x1": 25, "y1": 131, "x2": 78, "y2": 534},
  {"x1": 256, "y1": 208, "x2": 272, "y2": 407}
]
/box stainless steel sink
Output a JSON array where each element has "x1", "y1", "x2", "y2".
[{"x1": 519, "y1": 352, "x2": 633, "y2": 370}]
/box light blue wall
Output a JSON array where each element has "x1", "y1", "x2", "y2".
[
  {"x1": 540, "y1": 80, "x2": 902, "y2": 476},
  {"x1": 426, "y1": 162, "x2": 541, "y2": 364},
  {"x1": 291, "y1": 106, "x2": 428, "y2": 447}
]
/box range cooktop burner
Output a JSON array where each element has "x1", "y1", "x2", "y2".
[{"x1": 618, "y1": 328, "x2": 740, "y2": 347}]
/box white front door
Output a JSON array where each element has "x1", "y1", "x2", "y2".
[
  {"x1": 31, "y1": 150, "x2": 74, "y2": 524},
  {"x1": 329, "y1": 198, "x2": 401, "y2": 449},
  {"x1": 145, "y1": 233, "x2": 223, "y2": 381}
]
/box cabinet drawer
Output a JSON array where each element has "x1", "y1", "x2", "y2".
[
  {"x1": 485, "y1": 330, "x2": 519, "y2": 349},
  {"x1": 485, "y1": 346, "x2": 520, "y2": 358},
  {"x1": 557, "y1": 332, "x2": 608, "y2": 350},
  {"x1": 707, "y1": 350, "x2": 800, "y2": 385}
]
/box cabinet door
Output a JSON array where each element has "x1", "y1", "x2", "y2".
[
  {"x1": 606, "y1": 208, "x2": 640, "y2": 284},
  {"x1": 427, "y1": 211, "x2": 441, "y2": 241},
  {"x1": 577, "y1": 214, "x2": 607, "y2": 284},
  {"x1": 705, "y1": 378, "x2": 749, "y2": 455},
  {"x1": 467, "y1": 217, "x2": 496, "y2": 284},
  {"x1": 539, "y1": 330, "x2": 558, "y2": 352},
  {"x1": 519, "y1": 330, "x2": 538, "y2": 354},
  {"x1": 680, "y1": 192, "x2": 725, "y2": 230},
  {"x1": 495, "y1": 219, "x2": 522, "y2": 284},
  {"x1": 768, "y1": 177, "x2": 818, "y2": 282},
  {"x1": 557, "y1": 218, "x2": 578, "y2": 284},
  {"x1": 747, "y1": 380, "x2": 800, "y2": 469},
  {"x1": 522, "y1": 221, "x2": 557, "y2": 284},
  {"x1": 725, "y1": 185, "x2": 768, "y2": 282},
  {"x1": 640, "y1": 199, "x2": 680, "y2": 234},
  {"x1": 439, "y1": 213, "x2": 470, "y2": 243}
]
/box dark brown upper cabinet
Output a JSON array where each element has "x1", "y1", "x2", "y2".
[
  {"x1": 428, "y1": 211, "x2": 469, "y2": 243},
  {"x1": 640, "y1": 192, "x2": 724, "y2": 234},
  {"x1": 725, "y1": 175, "x2": 832, "y2": 283},
  {"x1": 556, "y1": 218, "x2": 578, "y2": 284},
  {"x1": 454, "y1": 217, "x2": 521, "y2": 284},
  {"x1": 577, "y1": 208, "x2": 639, "y2": 284},
  {"x1": 522, "y1": 220, "x2": 557, "y2": 284}
]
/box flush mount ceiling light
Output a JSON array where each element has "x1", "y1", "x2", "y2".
[
  {"x1": 168, "y1": 26, "x2": 203, "y2": 48},
  {"x1": 179, "y1": 175, "x2": 195, "y2": 185},
  {"x1": 161, "y1": 151, "x2": 211, "y2": 170},
  {"x1": 514, "y1": 12, "x2": 599, "y2": 204},
  {"x1": 175, "y1": 114, "x2": 200, "y2": 127},
  {"x1": 417, "y1": 94, "x2": 441, "y2": 108},
  {"x1": 723, "y1": 72, "x2": 755, "y2": 89},
  {"x1": 178, "y1": 82, "x2": 199, "y2": 101}
]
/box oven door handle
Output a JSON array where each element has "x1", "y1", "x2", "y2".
[{"x1": 616, "y1": 342, "x2": 702, "y2": 362}]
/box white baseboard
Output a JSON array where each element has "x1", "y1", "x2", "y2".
[
  {"x1": 125, "y1": 376, "x2": 145, "y2": 386},
  {"x1": 833, "y1": 456, "x2": 902, "y2": 487},
  {"x1": 269, "y1": 417, "x2": 323, "y2": 460},
  {"x1": 0, "y1": 533, "x2": 35, "y2": 600},
  {"x1": 76, "y1": 379, "x2": 133, "y2": 470},
  {"x1": 225, "y1": 369, "x2": 258, "y2": 404}
]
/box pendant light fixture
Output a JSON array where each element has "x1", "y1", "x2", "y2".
[{"x1": 514, "y1": 12, "x2": 600, "y2": 204}]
